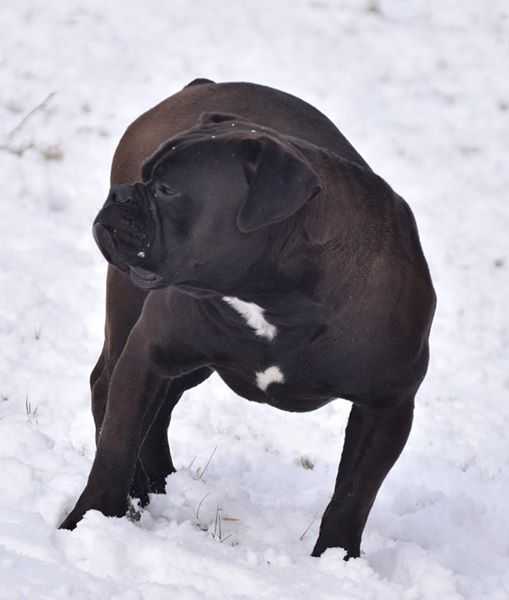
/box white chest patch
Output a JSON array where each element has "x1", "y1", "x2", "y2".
[
  {"x1": 223, "y1": 296, "x2": 277, "y2": 341},
  {"x1": 256, "y1": 366, "x2": 285, "y2": 392}
]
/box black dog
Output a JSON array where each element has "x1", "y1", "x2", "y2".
[{"x1": 60, "y1": 79, "x2": 436, "y2": 559}]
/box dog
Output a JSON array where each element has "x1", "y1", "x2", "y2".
[{"x1": 60, "y1": 79, "x2": 436, "y2": 560}]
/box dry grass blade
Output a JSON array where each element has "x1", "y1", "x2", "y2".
[
  {"x1": 196, "y1": 445, "x2": 217, "y2": 480},
  {"x1": 194, "y1": 492, "x2": 211, "y2": 524},
  {"x1": 1, "y1": 92, "x2": 56, "y2": 158},
  {"x1": 7, "y1": 92, "x2": 56, "y2": 141},
  {"x1": 299, "y1": 514, "x2": 318, "y2": 541}
]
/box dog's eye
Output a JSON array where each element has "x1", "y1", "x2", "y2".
[{"x1": 153, "y1": 182, "x2": 177, "y2": 198}]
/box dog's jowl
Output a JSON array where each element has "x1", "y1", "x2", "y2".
[{"x1": 60, "y1": 79, "x2": 436, "y2": 560}]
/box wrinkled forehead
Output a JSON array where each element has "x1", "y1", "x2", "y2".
[{"x1": 141, "y1": 119, "x2": 280, "y2": 182}]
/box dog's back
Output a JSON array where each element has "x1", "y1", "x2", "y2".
[{"x1": 111, "y1": 80, "x2": 368, "y2": 185}]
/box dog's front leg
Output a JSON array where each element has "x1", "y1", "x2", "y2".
[{"x1": 60, "y1": 328, "x2": 165, "y2": 530}]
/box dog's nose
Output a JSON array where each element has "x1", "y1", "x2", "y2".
[{"x1": 108, "y1": 183, "x2": 134, "y2": 205}]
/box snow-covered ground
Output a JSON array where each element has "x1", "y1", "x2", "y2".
[{"x1": 1, "y1": 1, "x2": 508, "y2": 598}]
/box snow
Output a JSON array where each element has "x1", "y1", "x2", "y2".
[{"x1": 1, "y1": 1, "x2": 508, "y2": 598}]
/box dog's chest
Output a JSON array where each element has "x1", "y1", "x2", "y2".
[{"x1": 211, "y1": 296, "x2": 333, "y2": 412}]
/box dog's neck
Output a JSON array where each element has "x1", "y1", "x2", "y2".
[{"x1": 182, "y1": 144, "x2": 388, "y2": 325}]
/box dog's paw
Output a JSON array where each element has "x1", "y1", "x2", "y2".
[{"x1": 58, "y1": 488, "x2": 128, "y2": 531}]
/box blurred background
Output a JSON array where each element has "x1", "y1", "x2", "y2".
[{"x1": 0, "y1": 2, "x2": 508, "y2": 599}]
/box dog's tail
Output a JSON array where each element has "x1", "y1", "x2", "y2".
[{"x1": 185, "y1": 77, "x2": 215, "y2": 88}]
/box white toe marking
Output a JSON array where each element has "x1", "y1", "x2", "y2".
[
  {"x1": 223, "y1": 296, "x2": 277, "y2": 340},
  {"x1": 256, "y1": 366, "x2": 285, "y2": 391}
]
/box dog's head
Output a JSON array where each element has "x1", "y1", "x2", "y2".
[{"x1": 93, "y1": 113, "x2": 321, "y2": 293}]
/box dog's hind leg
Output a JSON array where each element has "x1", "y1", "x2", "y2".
[
  {"x1": 312, "y1": 396, "x2": 414, "y2": 559},
  {"x1": 90, "y1": 345, "x2": 107, "y2": 437},
  {"x1": 132, "y1": 367, "x2": 213, "y2": 500}
]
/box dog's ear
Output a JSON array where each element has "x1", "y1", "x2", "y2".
[
  {"x1": 236, "y1": 136, "x2": 321, "y2": 233},
  {"x1": 198, "y1": 111, "x2": 240, "y2": 126}
]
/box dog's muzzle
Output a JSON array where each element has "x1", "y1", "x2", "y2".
[{"x1": 93, "y1": 183, "x2": 157, "y2": 271}]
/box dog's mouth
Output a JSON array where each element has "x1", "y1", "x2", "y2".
[
  {"x1": 93, "y1": 222, "x2": 119, "y2": 265},
  {"x1": 93, "y1": 222, "x2": 149, "y2": 258},
  {"x1": 128, "y1": 265, "x2": 165, "y2": 289},
  {"x1": 93, "y1": 222, "x2": 165, "y2": 288}
]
